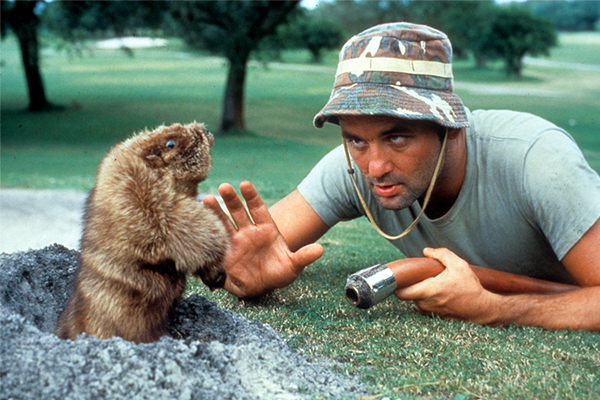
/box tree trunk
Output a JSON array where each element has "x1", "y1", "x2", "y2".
[
  {"x1": 9, "y1": 1, "x2": 56, "y2": 111},
  {"x1": 505, "y1": 54, "x2": 523, "y2": 78},
  {"x1": 221, "y1": 51, "x2": 250, "y2": 132},
  {"x1": 14, "y1": 22, "x2": 52, "y2": 111},
  {"x1": 474, "y1": 52, "x2": 487, "y2": 69},
  {"x1": 169, "y1": 0, "x2": 299, "y2": 133}
]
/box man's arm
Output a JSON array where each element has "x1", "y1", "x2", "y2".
[
  {"x1": 203, "y1": 182, "x2": 329, "y2": 299},
  {"x1": 269, "y1": 188, "x2": 331, "y2": 252},
  {"x1": 395, "y1": 218, "x2": 600, "y2": 331}
]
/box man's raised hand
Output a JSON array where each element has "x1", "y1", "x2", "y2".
[{"x1": 203, "y1": 181, "x2": 324, "y2": 299}]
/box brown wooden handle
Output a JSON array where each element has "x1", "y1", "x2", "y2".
[{"x1": 386, "y1": 258, "x2": 579, "y2": 294}]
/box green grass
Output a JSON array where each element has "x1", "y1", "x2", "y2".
[
  {"x1": 551, "y1": 32, "x2": 600, "y2": 65},
  {"x1": 191, "y1": 218, "x2": 600, "y2": 399},
  {"x1": 2, "y1": 32, "x2": 600, "y2": 399}
]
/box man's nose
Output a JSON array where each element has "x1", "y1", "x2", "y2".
[{"x1": 367, "y1": 145, "x2": 394, "y2": 178}]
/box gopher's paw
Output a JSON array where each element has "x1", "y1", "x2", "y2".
[{"x1": 195, "y1": 264, "x2": 227, "y2": 291}]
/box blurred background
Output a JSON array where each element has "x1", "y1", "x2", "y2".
[
  {"x1": 3, "y1": 0, "x2": 598, "y2": 251},
  {"x1": 1, "y1": 0, "x2": 599, "y2": 196}
]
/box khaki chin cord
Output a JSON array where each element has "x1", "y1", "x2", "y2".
[{"x1": 342, "y1": 128, "x2": 448, "y2": 241}]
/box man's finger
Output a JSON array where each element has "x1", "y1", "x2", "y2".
[
  {"x1": 423, "y1": 247, "x2": 455, "y2": 262},
  {"x1": 423, "y1": 247, "x2": 469, "y2": 271},
  {"x1": 218, "y1": 182, "x2": 254, "y2": 229},
  {"x1": 239, "y1": 181, "x2": 275, "y2": 225}
]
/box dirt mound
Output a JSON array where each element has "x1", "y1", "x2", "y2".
[{"x1": 0, "y1": 244, "x2": 366, "y2": 400}]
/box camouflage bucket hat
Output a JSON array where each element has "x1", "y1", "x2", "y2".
[{"x1": 314, "y1": 22, "x2": 469, "y2": 129}]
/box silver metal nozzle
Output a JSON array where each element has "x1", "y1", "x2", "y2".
[{"x1": 344, "y1": 264, "x2": 396, "y2": 309}]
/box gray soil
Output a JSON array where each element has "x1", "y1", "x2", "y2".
[{"x1": 0, "y1": 189, "x2": 367, "y2": 400}]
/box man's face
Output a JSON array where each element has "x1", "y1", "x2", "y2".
[{"x1": 339, "y1": 115, "x2": 445, "y2": 211}]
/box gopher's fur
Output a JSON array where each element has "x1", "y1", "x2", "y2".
[{"x1": 55, "y1": 122, "x2": 228, "y2": 343}]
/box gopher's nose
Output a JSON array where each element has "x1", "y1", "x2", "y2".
[
  {"x1": 185, "y1": 122, "x2": 213, "y2": 144},
  {"x1": 206, "y1": 132, "x2": 215, "y2": 147}
]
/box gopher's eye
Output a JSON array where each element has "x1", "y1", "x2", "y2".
[{"x1": 166, "y1": 139, "x2": 177, "y2": 149}]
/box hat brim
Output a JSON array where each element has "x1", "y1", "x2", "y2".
[{"x1": 314, "y1": 83, "x2": 469, "y2": 129}]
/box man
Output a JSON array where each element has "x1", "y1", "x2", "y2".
[{"x1": 204, "y1": 22, "x2": 600, "y2": 331}]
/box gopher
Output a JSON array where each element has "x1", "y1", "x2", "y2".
[{"x1": 56, "y1": 122, "x2": 228, "y2": 343}]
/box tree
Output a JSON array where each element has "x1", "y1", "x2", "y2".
[
  {"x1": 482, "y1": 5, "x2": 557, "y2": 77},
  {"x1": 280, "y1": 13, "x2": 343, "y2": 63},
  {"x1": 307, "y1": 0, "x2": 496, "y2": 67},
  {"x1": 309, "y1": 0, "x2": 410, "y2": 38},
  {"x1": 42, "y1": 1, "x2": 298, "y2": 133},
  {"x1": 43, "y1": 1, "x2": 167, "y2": 55},
  {"x1": 2, "y1": 0, "x2": 58, "y2": 111},
  {"x1": 169, "y1": 1, "x2": 299, "y2": 133},
  {"x1": 299, "y1": 17, "x2": 343, "y2": 63},
  {"x1": 405, "y1": 0, "x2": 497, "y2": 66}
]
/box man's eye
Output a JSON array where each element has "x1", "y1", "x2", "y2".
[
  {"x1": 349, "y1": 139, "x2": 365, "y2": 147},
  {"x1": 389, "y1": 136, "x2": 406, "y2": 145}
]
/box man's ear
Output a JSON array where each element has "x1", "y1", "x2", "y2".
[{"x1": 447, "y1": 128, "x2": 463, "y2": 140}]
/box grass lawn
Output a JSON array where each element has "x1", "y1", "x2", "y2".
[{"x1": 2, "y1": 32, "x2": 600, "y2": 399}]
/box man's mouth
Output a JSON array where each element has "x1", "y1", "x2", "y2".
[{"x1": 373, "y1": 183, "x2": 401, "y2": 198}]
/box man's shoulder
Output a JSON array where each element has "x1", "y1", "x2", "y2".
[
  {"x1": 464, "y1": 109, "x2": 583, "y2": 189},
  {"x1": 470, "y1": 109, "x2": 564, "y2": 142}
]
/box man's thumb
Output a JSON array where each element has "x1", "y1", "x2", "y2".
[{"x1": 292, "y1": 243, "x2": 324, "y2": 274}]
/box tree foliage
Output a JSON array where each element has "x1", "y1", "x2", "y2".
[
  {"x1": 308, "y1": 0, "x2": 409, "y2": 38},
  {"x1": 526, "y1": 0, "x2": 600, "y2": 32},
  {"x1": 307, "y1": 0, "x2": 496, "y2": 65},
  {"x1": 482, "y1": 5, "x2": 557, "y2": 77},
  {"x1": 43, "y1": 0, "x2": 165, "y2": 38},
  {"x1": 305, "y1": 0, "x2": 557, "y2": 76},
  {"x1": 43, "y1": 0, "x2": 167, "y2": 56},
  {"x1": 403, "y1": 0, "x2": 496, "y2": 66},
  {"x1": 279, "y1": 11, "x2": 343, "y2": 63}
]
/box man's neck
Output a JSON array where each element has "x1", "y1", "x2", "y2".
[{"x1": 420, "y1": 129, "x2": 467, "y2": 220}]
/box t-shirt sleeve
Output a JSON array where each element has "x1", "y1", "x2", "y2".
[
  {"x1": 297, "y1": 145, "x2": 363, "y2": 227},
  {"x1": 523, "y1": 129, "x2": 600, "y2": 260}
]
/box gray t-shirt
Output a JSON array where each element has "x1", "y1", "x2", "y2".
[{"x1": 298, "y1": 109, "x2": 600, "y2": 284}]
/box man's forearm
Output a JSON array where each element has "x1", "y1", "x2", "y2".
[
  {"x1": 479, "y1": 287, "x2": 600, "y2": 332},
  {"x1": 396, "y1": 248, "x2": 600, "y2": 332}
]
